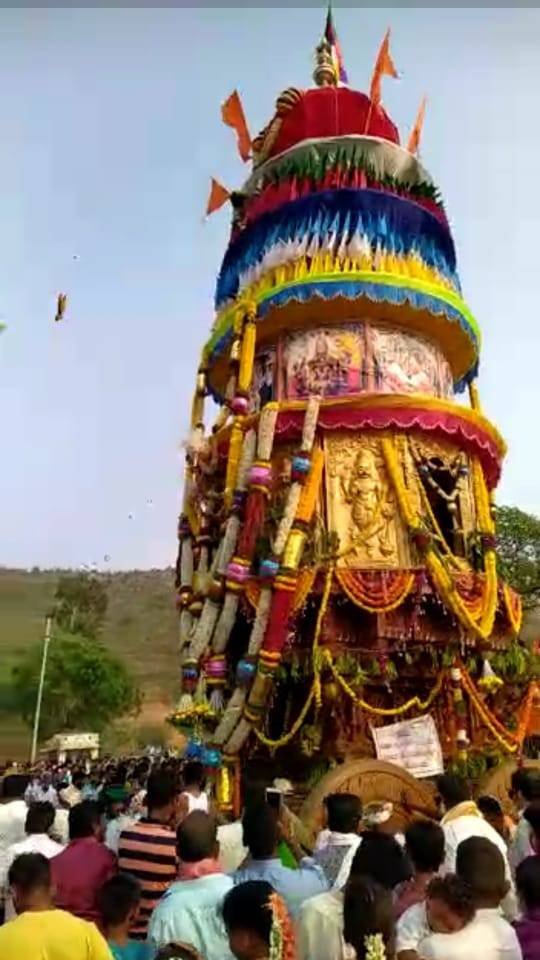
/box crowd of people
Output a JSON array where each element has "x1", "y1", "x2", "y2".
[{"x1": 0, "y1": 755, "x2": 540, "y2": 960}]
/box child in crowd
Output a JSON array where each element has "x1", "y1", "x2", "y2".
[
  {"x1": 98, "y1": 874, "x2": 153, "y2": 960},
  {"x1": 424, "y1": 876, "x2": 475, "y2": 935},
  {"x1": 395, "y1": 820, "x2": 445, "y2": 918},
  {"x1": 396, "y1": 874, "x2": 474, "y2": 959},
  {"x1": 178, "y1": 763, "x2": 208, "y2": 818},
  {"x1": 222, "y1": 880, "x2": 296, "y2": 960},
  {"x1": 419, "y1": 837, "x2": 521, "y2": 960},
  {"x1": 514, "y1": 855, "x2": 540, "y2": 960}
]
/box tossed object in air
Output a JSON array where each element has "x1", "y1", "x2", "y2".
[{"x1": 54, "y1": 293, "x2": 68, "y2": 322}]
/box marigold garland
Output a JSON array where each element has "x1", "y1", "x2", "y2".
[
  {"x1": 516, "y1": 682, "x2": 539, "y2": 747},
  {"x1": 252, "y1": 684, "x2": 316, "y2": 749},
  {"x1": 322, "y1": 649, "x2": 444, "y2": 716},
  {"x1": 335, "y1": 568, "x2": 416, "y2": 614},
  {"x1": 295, "y1": 445, "x2": 325, "y2": 524},
  {"x1": 461, "y1": 670, "x2": 518, "y2": 754},
  {"x1": 503, "y1": 582, "x2": 523, "y2": 636},
  {"x1": 252, "y1": 566, "x2": 333, "y2": 748},
  {"x1": 268, "y1": 891, "x2": 297, "y2": 960},
  {"x1": 245, "y1": 566, "x2": 317, "y2": 613},
  {"x1": 238, "y1": 314, "x2": 256, "y2": 394}
]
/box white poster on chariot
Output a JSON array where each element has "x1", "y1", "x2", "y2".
[{"x1": 371, "y1": 714, "x2": 444, "y2": 779}]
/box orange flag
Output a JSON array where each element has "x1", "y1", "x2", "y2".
[
  {"x1": 369, "y1": 29, "x2": 399, "y2": 107},
  {"x1": 205, "y1": 178, "x2": 230, "y2": 217},
  {"x1": 221, "y1": 90, "x2": 252, "y2": 162},
  {"x1": 407, "y1": 96, "x2": 427, "y2": 155}
]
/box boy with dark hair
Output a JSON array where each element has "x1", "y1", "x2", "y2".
[
  {"x1": 419, "y1": 837, "x2": 522, "y2": 960},
  {"x1": 313, "y1": 793, "x2": 362, "y2": 889},
  {"x1": 98, "y1": 873, "x2": 152, "y2": 959},
  {"x1": 515, "y1": 855, "x2": 540, "y2": 960},
  {"x1": 395, "y1": 819, "x2": 445, "y2": 917},
  {"x1": 118, "y1": 769, "x2": 178, "y2": 939},
  {"x1": 179, "y1": 762, "x2": 208, "y2": 817},
  {"x1": 51, "y1": 800, "x2": 116, "y2": 922},
  {"x1": 9, "y1": 801, "x2": 63, "y2": 861},
  {"x1": 0, "y1": 853, "x2": 111, "y2": 959}
]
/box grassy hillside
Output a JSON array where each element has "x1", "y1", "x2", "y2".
[{"x1": 0, "y1": 567, "x2": 180, "y2": 760}]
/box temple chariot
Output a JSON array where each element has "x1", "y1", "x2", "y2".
[{"x1": 171, "y1": 12, "x2": 537, "y2": 821}]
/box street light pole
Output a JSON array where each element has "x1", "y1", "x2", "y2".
[{"x1": 30, "y1": 615, "x2": 52, "y2": 764}]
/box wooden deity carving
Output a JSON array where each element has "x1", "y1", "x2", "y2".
[
  {"x1": 344, "y1": 444, "x2": 395, "y2": 559},
  {"x1": 325, "y1": 434, "x2": 402, "y2": 568}
]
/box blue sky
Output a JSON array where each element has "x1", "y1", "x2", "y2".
[{"x1": 1, "y1": 7, "x2": 540, "y2": 571}]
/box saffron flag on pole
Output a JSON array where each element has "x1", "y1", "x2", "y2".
[
  {"x1": 369, "y1": 29, "x2": 399, "y2": 107},
  {"x1": 221, "y1": 90, "x2": 252, "y2": 162},
  {"x1": 324, "y1": 4, "x2": 348, "y2": 84},
  {"x1": 407, "y1": 96, "x2": 427, "y2": 155},
  {"x1": 205, "y1": 178, "x2": 231, "y2": 217}
]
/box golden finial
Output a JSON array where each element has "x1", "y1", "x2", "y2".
[{"x1": 314, "y1": 38, "x2": 337, "y2": 87}]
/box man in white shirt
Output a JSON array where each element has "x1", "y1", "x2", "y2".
[
  {"x1": 437, "y1": 773, "x2": 517, "y2": 919},
  {"x1": 297, "y1": 887, "x2": 344, "y2": 960},
  {"x1": 313, "y1": 793, "x2": 362, "y2": 890},
  {"x1": 419, "y1": 836, "x2": 522, "y2": 960},
  {"x1": 0, "y1": 774, "x2": 29, "y2": 919},
  {"x1": 4, "y1": 801, "x2": 64, "y2": 920}
]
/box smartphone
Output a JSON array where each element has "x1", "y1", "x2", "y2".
[{"x1": 266, "y1": 787, "x2": 282, "y2": 813}]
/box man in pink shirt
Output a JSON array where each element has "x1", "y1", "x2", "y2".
[{"x1": 51, "y1": 800, "x2": 116, "y2": 921}]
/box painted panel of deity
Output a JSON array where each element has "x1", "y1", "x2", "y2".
[
  {"x1": 284, "y1": 325, "x2": 364, "y2": 399},
  {"x1": 249, "y1": 348, "x2": 276, "y2": 412},
  {"x1": 370, "y1": 326, "x2": 453, "y2": 398}
]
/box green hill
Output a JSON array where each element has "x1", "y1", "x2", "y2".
[{"x1": 0, "y1": 567, "x2": 180, "y2": 760}]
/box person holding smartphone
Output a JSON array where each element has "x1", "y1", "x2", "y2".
[{"x1": 233, "y1": 802, "x2": 328, "y2": 918}]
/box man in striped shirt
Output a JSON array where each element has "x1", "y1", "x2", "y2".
[{"x1": 118, "y1": 770, "x2": 178, "y2": 938}]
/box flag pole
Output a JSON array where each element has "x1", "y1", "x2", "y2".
[{"x1": 30, "y1": 615, "x2": 53, "y2": 764}]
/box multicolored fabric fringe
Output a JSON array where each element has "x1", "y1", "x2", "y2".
[{"x1": 216, "y1": 188, "x2": 458, "y2": 307}]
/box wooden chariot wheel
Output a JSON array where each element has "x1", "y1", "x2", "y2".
[
  {"x1": 299, "y1": 758, "x2": 438, "y2": 846},
  {"x1": 476, "y1": 758, "x2": 540, "y2": 813}
]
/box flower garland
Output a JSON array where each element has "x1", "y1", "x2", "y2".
[
  {"x1": 461, "y1": 670, "x2": 518, "y2": 754},
  {"x1": 252, "y1": 684, "x2": 317, "y2": 749},
  {"x1": 365, "y1": 933, "x2": 387, "y2": 960},
  {"x1": 268, "y1": 892, "x2": 296, "y2": 960},
  {"x1": 253, "y1": 566, "x2": 331, "y2": 748},
  {"x1": 503, "y1": 582, "x2": 523, "y2": 636},
  {"x1": 321, "y1": 648, "x2": 444, "y2": 716},
  {"x1": 449, "y1": 666, "x2": 469, "y2": 762},
  {"x1": 225, "y1": 443, "x2": 324, "y2": 754},
  {"x1": 516, "y1": 682, "x2": 539, "y2": 748},
  {"x1": 217, "y1": 398, "x2": 321, "y2": 752},
  {"x1": 335, "y1": 568, "x2": 416, "y2": 614},
  {"x1": 245, "y1": 566, "x2": 317, "y2": 614}
]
